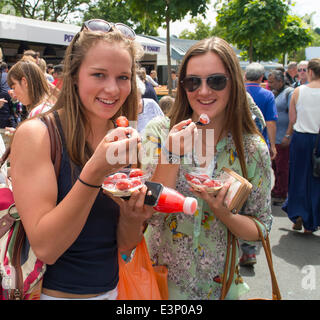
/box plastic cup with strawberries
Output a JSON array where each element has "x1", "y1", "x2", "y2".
[
  {"x1": 102, "y1": 168, "x2": 151, "y2": 197},
  {"x1": 183, "y1": 167, "x2": 227, "y2": 195}
]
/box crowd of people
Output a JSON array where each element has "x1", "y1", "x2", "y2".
[{"x1": 0, "y1": 19, "x2": 319, "y2": 300}]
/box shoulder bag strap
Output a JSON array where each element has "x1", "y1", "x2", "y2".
[
  {"x1": 41, "y1": 112, "x2": 62, "y2": 178},
  {"x1": 220, "y1": 230, "x2": 237, "y2": 300},
  {"x1": 248, "y1": 217, "x2": 282, "y2": 300}
]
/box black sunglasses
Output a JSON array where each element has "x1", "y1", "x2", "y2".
[
  {"x1": 181, "y1": 74, "x2": 229, "y2": 92},
  {"x1": 81, "y1": 19, "x2": 136, "y2": 40},
  {"x1": 298, "y1": 68, "x2": 307, "y2": 72}
]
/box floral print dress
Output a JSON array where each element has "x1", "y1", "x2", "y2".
[{"x1": 141, "y1": 116, "x2": 273, "y2": 300}]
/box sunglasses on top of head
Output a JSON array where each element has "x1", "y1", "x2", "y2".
[
  {"x1": 81, "y1": 19, "x2": 136, "y2": 40},
  {"x1": 181, "y1": 74, "x2": 229, "y2": 92}
]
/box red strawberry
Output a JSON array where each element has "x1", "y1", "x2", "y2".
[
  {"x1": 103, "y1": 183, "x2": 114, "y2": 190},
  {"x1": 197, "y1": 174, "x2": 211, "y2": 182},
  {"x1": 113, "y1": 173, "x2": 128, "y2": 180},
  {"x1": 129, "y1": 169, "x2": 144, "y2": 178},
  {"x1": 203, "y1": 179, "x2": 215, "y2": 187},
  {"x1": 185, "y1": 173, "x2": 196, "y2": 181},
  {"x1": 190, "y1": 178, "x2": 201, "y2": 185},
  {"x1": 199, "y1": 113, "x2": 210, "y2": 125},
  {"x1": 104, "y1": 176, "x2": 115, "y2": 184},
  {"x1": 115, "y1": 179, "x2": 132, "y2": 191},
  {"x1": 116, "y1": 116, "x2": 129, "y2": 128},
  {"x1": 131, "y1": 179, "x2": 142, "y2": 188},
  {"x1": 212, "y1": 180, "x2": 223, "y2": 187}
]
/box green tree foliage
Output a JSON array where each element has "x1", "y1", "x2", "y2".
[
  {"x1": 238, "y1": 14, "x2": 312, "y2": 63},
  {"x1": 216, "y1": 0, "x2": 289, "y2": 62},
  {"x1": 0, "y1": 0, "x2": 89, "y2": 22},
  {"x1": 179, "y1": 17, "x2": 224, "y2": 40},
  {"x1": 126, "y1": 0, "x2": 210, "y2": 94},
  {"x1": 83, "y1": 0, "x2": 158, "y2": 36}
]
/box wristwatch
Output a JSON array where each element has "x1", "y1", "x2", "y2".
[{"x1": 284, "y1": 134, "x2": 291, "y2": 139}]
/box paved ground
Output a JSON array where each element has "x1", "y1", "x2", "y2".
[{"x1": 240, "y1": 204, "x2": 320, "y2": 300}]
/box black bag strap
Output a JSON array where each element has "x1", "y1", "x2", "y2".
[{"x1": 314, "y1": 129, "x2": 320, "y2": 155}]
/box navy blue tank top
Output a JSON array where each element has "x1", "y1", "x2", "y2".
[{"x1": 43, "y1": 113, "x2": 120, "y2": 294}]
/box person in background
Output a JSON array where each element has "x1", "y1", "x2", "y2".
[
  {"x1": 7, "y1": 59, "x2": 53, "y2": 118},
  {"x1": 10, "y1": 20, "x2": 154, "y2": 300},
  {"x1": 267, "y1": 70, "x2": 294, "y2": 206},
  {"x1": 150, "y1": 70, "x2": 159, "y2": 84},
  {"x1": 159, "y1": 95, "x2": 175, "y2": 115},
  {"x1": 137, "y1": 67, "x2": 158, "y2": 103},
  {"x1": 0, "y1": 61, "x2": 16, "y2": 128},
  {"x1": 38, "y1": 58, "x2": 54, "y2": 83},
  {"x1": 283, "y1": 58, "x2": 320, "y2": 234},
  {"x1": 245, "y1": 62, "x2": 278, "y2": 161},
  {"x1": 168, "y1": 69, "x2": 178, "y2": 89},
  {"x1": 285, "y1": 61, "x2": 298, "y2": 86},
  {"x1": 136, "y1": 75, "x2": 164, "y2": 134},
  {"x1": 292, "y1": 61, "x2": 309, "y2": 88},
  {"x1": 243, "y1": 63, "x2": 277, "y2": 267},
  {"x1": 146, "y1": 70, "x2": 159, "y2": 87},
  {"x1": 22, "y1": 50, "x2": 40, "y2": 64},
  {"x1": 52, "y1": 64, "x2": 64, "y2": 90},
  {"x1": 142, "y1": 36, "x2": 272, "y2": 299},
  {"x1": 0, "y1": 61, "x2": 8, "y2": 73},
  {"x1": 47, "y1": 63, "x2": 54, "y2": 76}
]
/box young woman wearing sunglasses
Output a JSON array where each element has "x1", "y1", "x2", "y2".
[
  {"x1": 9, "y1": 21, "x2": 154, "y2": 300},
  {"x1": 141, "y1": 37, "x2": 273, "y2": 300}
]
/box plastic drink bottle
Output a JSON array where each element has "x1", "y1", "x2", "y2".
[{"x1": 153, "y1": 187, "x2": 198, "y2": 215}]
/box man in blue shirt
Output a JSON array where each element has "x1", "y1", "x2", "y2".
[
  {"x1": 245, "y1": 63, "x2": 278, "y2": 161},
  {"x1": 240, "y1": 63, "x2": 278, "y2": 268}
]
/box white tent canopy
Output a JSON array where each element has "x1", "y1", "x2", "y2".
[{"x1": 0, "y1": 14, "x2": 166, "y2": 56}]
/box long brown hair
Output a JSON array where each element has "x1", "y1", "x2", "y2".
[
  {"x1": 168, "y1": 37, "x2": 260, "y2": 178},
  {"x1": 7, "y1": 60, "x2": 49, "y2": 110},
  {"x1": 50, "y1": 30, "x2": 143, "y2": 167}
]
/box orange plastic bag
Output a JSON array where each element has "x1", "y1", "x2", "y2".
[
  {"x1": 117, "y1": 237, "x2": 167, "y2": 300},
  {"x1": 153, "y1": 265, "x2": 168, "y2": 300}
]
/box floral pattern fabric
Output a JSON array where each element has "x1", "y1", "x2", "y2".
[{"x1": 141, "y1": 117, "x2": 273, "y2": 300}]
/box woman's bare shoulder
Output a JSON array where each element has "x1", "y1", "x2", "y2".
[{"x1": 12, "y1": 119, "x2": 48, "y2": 145}]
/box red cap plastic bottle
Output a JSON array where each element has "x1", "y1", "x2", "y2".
[{"x1": 153, "y1": 187, "x2": 198, "y2": 215}]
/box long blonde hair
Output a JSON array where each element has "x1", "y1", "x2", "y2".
[
  {"x1": 168, "y1": 37, "x2": 260, "y2": 178},
  {"x1": 50, "y1": 30, "x2": 143, "y2": 167}
]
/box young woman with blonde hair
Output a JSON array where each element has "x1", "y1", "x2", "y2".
[{"x1": 10, "y1": 21, "x2": 153, "y2": 300}]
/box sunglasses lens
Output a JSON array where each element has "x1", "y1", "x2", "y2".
[
  {"x1": 115, "y1": 23, "x2": 136, "y2": 39},
  {"x1": 85, "y1": 20, "x2": 112, "y2": 32},
  {"x1": 182, "y1": 77, "x2": 201, "y2": 92},
  {"x1": 207, "y1": 75, "x2": 228, "y2": 91},
  {"x1": 298, "y1": 68, "x2": 307, "y2": 72}
]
